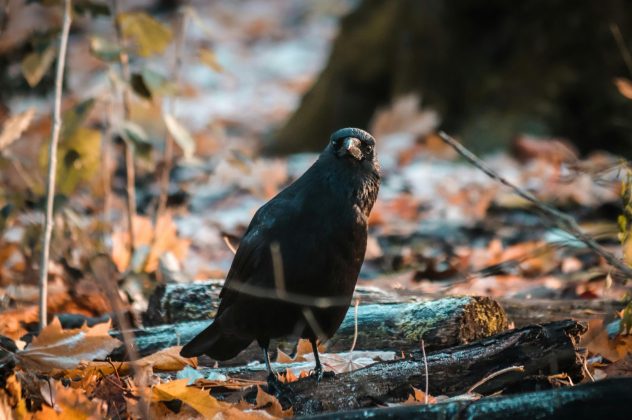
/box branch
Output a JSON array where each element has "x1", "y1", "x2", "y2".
[
  {"x1": 38, "y1": 0, "x2": 72, "y2": 329},
  {"x1": 438, "y1": 131, "x2": 632, "y2": 283},
  {"x1": 111, "y1": 0, "x2": 136, "y2": 258}
]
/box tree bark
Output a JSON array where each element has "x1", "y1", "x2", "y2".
[
  {"x1": 302, "y1": 377, "x2": 630, "y2": 420},
  {"x1": 113, "y1": 296, "x2": 507, "y2": 361},
  {"x1": 283, "y1": 320, "x2": 586, "y2": 415},
  {"x1": 144, "y1": 281, "x2": 622, "y2": 328}
]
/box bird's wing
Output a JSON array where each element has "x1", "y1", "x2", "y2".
[{"x1": 216, "y1": 195, "x2": 296, "y2": 314}]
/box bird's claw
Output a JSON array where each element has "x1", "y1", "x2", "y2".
[{"x1": 310, "y1": 367, "x2": 335, "y2": 382}]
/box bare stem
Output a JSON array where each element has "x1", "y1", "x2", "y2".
[
  {"x1": 438, "y1": 131, "x2": 632, "y2": 283},
  {"x1": 467, "y1": 365, "x2": 525, "y2": 394},
  {"x1": 421, "y1": 339, "x2": 429, "y2": 404},
  {"x1": 111, "y1": 0, "x2": 136, "y2": 258},
  {"x1": 610, "y1": 23, "x2": 632, "y2": 78},
  {"x1": 38, "y1": 0, "x2": 72, "y2": 329},
  {"x1": 157, "y1": 10, "x2": 187, "y2": 219}
]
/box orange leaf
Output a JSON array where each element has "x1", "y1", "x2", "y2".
[
  {"x1": 16, "y1": 318, "x2": 121, "y2": 371},
  {"x1": 615, "y1": 77, "x2": 632, "y2": 100},
  {"x1": 255, "y1": 386, "x2": 293, "y2": 417}
]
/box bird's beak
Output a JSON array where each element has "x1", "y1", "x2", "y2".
[{"x1": 340, "y1": 137, "x2": 362, "y2": 160}]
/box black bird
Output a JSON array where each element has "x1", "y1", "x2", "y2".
[{"x1": 180, "y1": 128, "x2": 380, "y2": 382}]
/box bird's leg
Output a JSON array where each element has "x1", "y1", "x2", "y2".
[
  {"x1": 262, "y1": 345, "x2": 279, "y2": 385},
  {"x1": 310, "y1": 338, "x2": 334, "y2": 382}
]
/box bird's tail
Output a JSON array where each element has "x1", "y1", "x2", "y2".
[{"x1": 180, "y1": 320, "x2": 252, "y2": 361}]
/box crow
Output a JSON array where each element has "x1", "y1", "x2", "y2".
[{"x1": 180, "y1": 128, "x2": 380, "y2": 382}]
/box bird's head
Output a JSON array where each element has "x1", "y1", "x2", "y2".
[{"x1": 328, "y1": 128, "x2": 376, "y2": 164}]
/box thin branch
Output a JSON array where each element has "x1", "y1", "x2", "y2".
[
  {"x1": 111, "y1": 0, "x2": 136, "y2": 258},
  {"x1": 438, "y1": 131, "x2": 632, "y2": 283},
  {"x1": 38, "y1": 0, "x2": 72, "y2": 329},
  {"x1": 610, "y1": 23, "x2": 632, "y2": 78},
  {"x1": 421, "y1": 339, "x2": 429, "y2": 404},
  {"x1": 467, "y1": 365, "x2": 525, "y2": 394},
  {"x1": 223, "y1": 235, "x2": 237, "y2": 254},
  {"x1": 157, "y1": 10, "x2": 187, "y2": 219}
]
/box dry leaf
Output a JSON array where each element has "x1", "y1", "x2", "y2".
[
  {"x1": 255, "y1": 386, "x2": 293, "y2": 417},
  {"x1": 581, "y1": 319, "x2": 632, "y2": 362},
  {"x1": 33, "y1": 380, "x2": 105, "y2": 420},
  {"x1": 16, "y1": 318, "x2": 122, "y2": 371},
  {"x1": 404, "y1": 386, "x2": 437, "y2": 405},
  {"x1": 163, "y1": 113, "x2": 196, "y2": 159},
  {"x1": 615, "y1": 77, "x2": 632, "y2": 100},
  {"x1": 152, "y1": 379, "x2": 224, "y2": 418},
  {"x1": 111, "y1": 213, "x2": 190, "y2": 273},
  {"x1": 199, "y1": 47, "x2": 224, "y2": 72},
  {"x1": 0, "y1": 108, "x2": 35, "y2": 151},
  {"x1": 76, "y1": 346, "x2": 196, "y2": 376}
]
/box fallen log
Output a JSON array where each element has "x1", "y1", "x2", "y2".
[
  {"x1": 282, "y1": 320, "x2": 586, "y2": 415},
  {"x1": 143, "y1": 281, "x2": 622, "y2": 329},
  {"x1": 303, "y1": 377, "x2": 632, "y2": 420},
  {"x1": 112, "y1": 296, "x2": 507, "y2": 361},
  {"x1": 142, "y1": 281, "x2": 400, "y2": 326}
]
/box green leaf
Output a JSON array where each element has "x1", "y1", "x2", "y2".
[
  {"x1": 140, "y1": 68, "x2": 177, "y2": 96},
  {"x1": 89, "y1": 36, "x2": 121, "y2": 62},
  {"x1": 117, "y1": 12, "x2": 173, "y2": 57},
  {"x1": 198, "y1": 48, "x2": 223, "y2": 72},
  {"x1": 39, "y1": 127, "x2": 102, "y2": 195},
  {"x1": 21, "y1": 44, "x2": 56, "y2": 87},
  {"x1": 163, "y1": 113, "x2": 195, "y2": 159},
  {"x1": 60, "y1": 98, "x2": 96, "y2": 141},
  {"x1": 120, "y1": 121, "x2": 153, "y2": 158}
]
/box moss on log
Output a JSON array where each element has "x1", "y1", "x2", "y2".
[{"x1": 112, "y1": 296, "x2": 507, "y2": 361}]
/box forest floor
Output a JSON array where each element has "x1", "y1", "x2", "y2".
[{"x1": 0, "y1": 0, "x2": 631, "y2": 418}]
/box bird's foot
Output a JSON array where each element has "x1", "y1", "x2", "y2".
[
  {"x1": 310, "y1": 367, "x2": 335, "y2": 382},
  {"x1": 266, "y1": 372, "x2": 286, "y2": 396}
]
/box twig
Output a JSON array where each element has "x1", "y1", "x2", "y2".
[
  {"x1": 610, "y1": 23, "x2": 632, "y2": 78},
  {"x1": 438, "y1": 131, "x2": 632, "y2": 283},
  {"x1": 223, "y1": 235, "x2": 237, "y2": 254},
  {"x1": 157, "y1": 10, "x2": 187, "y2": 219},
  {"x1": 421, "y1": 339, "x2": 429, "y2": 404},
  {"x1": 467, "y1": 365, "x2": 525, "y2": 394},
  {"x1": 38, "y1": 0, "x2": 72, "y2": 329},
  {"x1": 111, "y1": 0, "x2": 136, "y2": 258},
  {"x1": 349, "y1": 298, "x2": 360, "y2": 353}
]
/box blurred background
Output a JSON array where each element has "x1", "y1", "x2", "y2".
[{"x1": 0, "y1": 0, "x2": 631, "y2": 336}]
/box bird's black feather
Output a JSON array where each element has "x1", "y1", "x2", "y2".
[{"x1": 180, "y1": 128, "x2": 380, "y2": 362}]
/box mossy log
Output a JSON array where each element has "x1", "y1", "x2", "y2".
[
  {"x1": 143, "y1": 282, "x2": 398, "y2": 326},
  {"x1": 285, "y1": 320, "x2": 586, "y2": 415},
  {"x1": 144, "y1": 281, "x2": 622, "y2": 329},
  {"x1": 303, "y1": 377, "x2": 630, "y2": 420},
  {"x1": 112, "y1": 296, "x2": 507, "y2": 361}
]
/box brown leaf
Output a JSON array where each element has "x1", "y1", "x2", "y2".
[
  {"x1": 615, "y1": 77, "x2": 632, "y2": 100},
  {"x1": 255, "y1": 386, "x2": 293, "y2": 417},
  {"x1": 404, "y1": 386, "x2": 437, "y2": 405},
  {"x1": 16, "y1": 318, "x2": 122, "y2": 371},
  {"x1": 33, "y1": 380, "x2": 105, "y2": 419},
  {"x1": 0, "y1": 108, "x2": 35, "y2": 151},
  {"x1": 76, "y1": 346, "x2": 196, "y2": 376}
]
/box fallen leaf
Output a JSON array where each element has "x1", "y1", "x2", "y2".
[
  {"x1": 16, "y1": 318, "x2": 122, "y2": 371},
  {"x1": 615, "y1": 77, "x2": 632, "y2": 100},
  {"x1": 404, "y1": 386, "x2": 437, "y2": 405},
  {"x1": 152, "y1": 379, "x2": 223, "y2": 418},
  {"x1": 75, "y1": 346, "x2": 196, "y2": 376},
  {"x1": 255, "y1": 386, "x2": 293, "y2": 417},
  {"x1": 0, "y1": 108, "x2": 36, "y2": 151},
  {"x1": 33, "y1": 380, "x2": 105, "y2": 419}
]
